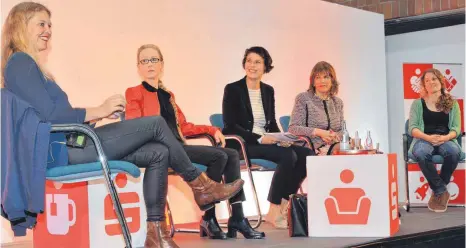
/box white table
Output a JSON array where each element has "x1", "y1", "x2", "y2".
[{"x1": 306, "y1": 153, "x2": 400, "y2": 237}]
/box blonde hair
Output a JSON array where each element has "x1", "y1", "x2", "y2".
[
  {"x1": 136, "y1": 44, "x2": 185, "y2": 142},
  {"x1": 1, "y1": 2, "x2": 52, "y2": 86},
  {"x1": 420, "y1": 68, "x2": 454, "y2": 113},
  {"x1": 136, "y1": 44, "x2": 166, "y2": 86}
]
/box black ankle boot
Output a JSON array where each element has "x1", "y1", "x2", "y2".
[
  {"x1": 199, "y1": 215, "x2": 228, "y2": 240},
  {"x1": 227, "y1": 217, "x2": 265, "y2": 239}
]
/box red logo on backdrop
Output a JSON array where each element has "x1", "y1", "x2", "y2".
[
  {"x1": 415, "y1": 176, "x2": 430, "y2": 201},
  {"x1": 443, "y1": 69, "x2": 458, "y2": 92},
  {"x1": 448, "y1": 170, "x2": 465, "y2": 204},
  {"x1": 104, "y1": 173, "x2": 141, "y2": 235},
  {"x1": 33, "y1": 181, "x2": 90, "y2": 248},
  {"x1": 410, "y1": 164, "x2": 465, "y2": 204},
  {"x1": 403, "y1": 64, "x2": 433, "y2": 99}
]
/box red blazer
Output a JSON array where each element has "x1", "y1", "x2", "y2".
[{"x1": 125, "y1": 84, "x2": 219, "y2": 137}]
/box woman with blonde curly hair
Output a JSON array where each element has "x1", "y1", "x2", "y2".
[
  {"x1": 289, "y1": 61, "x2": 344, "y2": 155},
  {"x1": 408, "y1": 68, "x2": 462, "y2": 213}
]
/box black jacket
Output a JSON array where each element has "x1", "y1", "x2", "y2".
[{"x1": 222, "y1": 77, "x2": 280, "y2": 147}]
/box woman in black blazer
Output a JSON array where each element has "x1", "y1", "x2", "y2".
[{"x1": 222, "y1": 46, "x2": 314, "y2": 229}]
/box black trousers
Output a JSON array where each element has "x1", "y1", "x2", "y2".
[
  {"x1": 67, "y1": 116, "x2": 202, "y2": 222},
  {"x1": 183, "y1": 145, "x2": 246, "y2": 204},
  {"x1": 246, "y1": 144, "x2": 314, "y2": 205}
]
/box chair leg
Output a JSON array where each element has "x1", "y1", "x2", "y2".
[
  {"x1": 244, "y1": 166, "x2": 263, "y2": 229},
  {"x1": 166, "y1": 197, "x2": 175, "y2": 238},
  {"x1": 220, "y1": 167, "x2": 263, "y2": 229},
  {"x1": 103, "y1": 173, "x2": 132, "y2": 248},
  {"x1": 222, "y1": 178, "x2": 233, "y2": 217},
  {"x1": 404, "y1": 162, "x2": 411, "y2": 212},
  {"x1": 218, "y1": 178, "x2": 233, "y2": 228},
  {"x1": 166, "y1": 175, "x2": 200, "y2": 234}
]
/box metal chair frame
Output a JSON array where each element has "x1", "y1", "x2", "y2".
[{"x1": 50, "y1": 124, "x2": 133, "y2": 248}]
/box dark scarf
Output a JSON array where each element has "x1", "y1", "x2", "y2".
[{"x1": 141, "y1": 81, "x2": 183, "y2": 142}]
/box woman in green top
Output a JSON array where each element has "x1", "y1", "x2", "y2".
[{"x1": 409, "y1": 68, "x2": 462, "y2": 213}]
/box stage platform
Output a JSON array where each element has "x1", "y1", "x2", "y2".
[{"x1": 2, "y1": 208, "x2": 464, "y2": 248}]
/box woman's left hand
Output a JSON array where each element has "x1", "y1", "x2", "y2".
[
  {"x1": 439, "y1": 135, "x2": 450, "y2": 144},
  {"x1": 214, "y1": 130, "x2": 226, "y2": 147},
  {"x1": 431, "y1": 135, "x2": 448, "y2": 146}
]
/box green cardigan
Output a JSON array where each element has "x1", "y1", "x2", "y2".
[{"x1": 408, "y1": 98, "x2": 462, "y2": 154}]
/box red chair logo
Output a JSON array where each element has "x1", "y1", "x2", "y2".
[{"x1": 324, "y1": 169, "x2": 371, "y2": 225}]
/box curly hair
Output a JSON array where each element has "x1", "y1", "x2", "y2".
[
  {"x1": 420, "y1": 68, "x2": 454, "y2": 113},
  {"x1": 308, "y1": 61, "x2": 339, "y2": 96}
]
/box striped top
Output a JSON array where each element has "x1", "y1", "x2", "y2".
[{"x1": 248, "y1": 89, "x2": 266, "y2": 135}]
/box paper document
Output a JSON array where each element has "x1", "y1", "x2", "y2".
[{"x1": 265, "y1": 132, "x2": 306, "y2": 144}]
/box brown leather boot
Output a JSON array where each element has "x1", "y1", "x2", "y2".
[
  {"x1": 188, "y1": 172, "x2": 244, "y2": 211},
  {"x1": 145, "y1": 221, "x2": 179, "y2": 248}
]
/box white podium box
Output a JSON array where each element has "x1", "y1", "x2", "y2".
[
  {"x1": 407, "y1": 162, "x2": 465, "y2": 205},
  {"x1": 306, "y1": 154, "x2": 399, "y2": 237}
]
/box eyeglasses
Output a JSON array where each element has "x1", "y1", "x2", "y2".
[{"x1": 139, "y1": 58, "x2": 162, "y2": 65}]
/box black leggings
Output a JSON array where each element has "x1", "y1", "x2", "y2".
[{"x1": 67, "y1": 116, "x2": 202, "y2": 222}]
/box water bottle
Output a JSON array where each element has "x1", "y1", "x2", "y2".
[
  {"x1": 340, "y1": 120, "x2": 350, "y2": 150},
  {"x1": 354, "y1": 131, "x2": 361, "y2": 150},
  {"x1": 365, "y1": 130, "x2": 373, "y2": 150}
]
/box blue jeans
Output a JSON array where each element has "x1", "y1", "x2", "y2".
[{"x1": 412, "y1": 139, "x2": 461, "y2": 195}]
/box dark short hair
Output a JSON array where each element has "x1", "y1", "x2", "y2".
[{"x1": 242, "y1": 46, "x2": 274, "y2": 73}]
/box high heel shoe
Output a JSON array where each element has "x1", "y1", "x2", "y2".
[
  {"x1": 199, "y1": 215, "x2": 228, "y2": 239},
  {"x1": 187, "y1": 172, "x2": 244, "y2": 211},
  {"x1": 227, "y1": 217, "x2": 265, "y2": 239}
]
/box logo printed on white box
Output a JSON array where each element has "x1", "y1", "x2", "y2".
[
  {"x1": 104, "y1": 174, "x2": 141, "y2": 236},
  {"x1": 324, "y1": 169, "x2": 372, "y2": 225},
  {"x1": 45, "y1": 194, "x2": 76, "y2": 235},
  {"x1": 447, "y1": 176, "x2": 459, "y2": 200},
  {"x1": 390, "y1": 162, "x2": 397, "y2": 220}
]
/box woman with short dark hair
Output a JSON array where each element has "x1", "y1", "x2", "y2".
[{"x1": 222, "y1": 46, "x2": 314, "y2": 229}]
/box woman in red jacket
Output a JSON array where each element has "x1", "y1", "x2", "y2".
[{"x1": 125, "y1": 44, "x2": 265, "y2": 240}]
